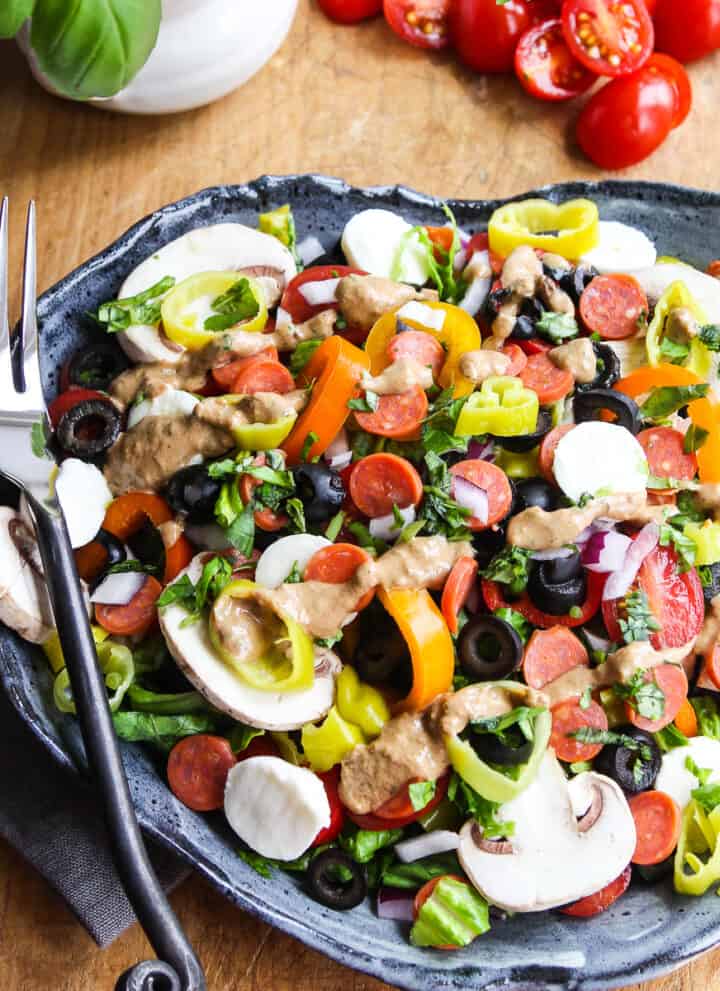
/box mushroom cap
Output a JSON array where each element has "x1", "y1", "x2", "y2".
[
  {"x1": 158, "y1": 555, "x2": 339, "y2": 730},
  {"x1": 116, "y1": 223, "x2": 297, "y2": 364},
  {"x1": 458, "y1": 750, "x2": 636, "y2": 913},
  {"x1": 0, "y1": 508, "x2": 53, "y2": 644}
]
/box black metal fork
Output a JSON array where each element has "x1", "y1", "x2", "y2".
[{"x1": 0, "y1": 197, "x2": 206, "y2": 991}]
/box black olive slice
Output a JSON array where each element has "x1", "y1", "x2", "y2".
[
  {"x1": 510, "y1": 314, "x2": 536, "y2": 341},
  {"x1": 514, "y1": 477, "x2": 560, "y2": 513},
  {"x1": 458, "y1": 615, "x2": 523, "y2": 682},
  {"x1": 126, "y1": 517, "x2": 166, "y2": 574},
  {"x1": 495, "y1": 407, "x2": 553, "y2": 453},
  {"x1": 559, "y1": 265, "x2": 598, "y2": 305},
  {"x1": 470, "y1": 731, "x2": 533, "y2": 767},
  {"x1": 527, "y1": 560, "x2": 586, "y2": 615},
  {"x1": 56, "y1": 398, "x2": 121, "y2": 457},
  {"x1": 166, "y1": 465, "x2": 222, "y2": 523},
  {"x1": 576, "y1": 342, "x2": 621, "y2": 393},
  {"x1": 306, "y1": 850, "x2": 367, "y2": 910},
  {"x1": 592, "y1": 724, "x2": 661, "y2": 794},
  {"x1": 291, "y1": 463, "x2": 345, "y2": 525},
  {"x1": 701, "y1": 562, "x2": 720, "y2": 606},
  {"x1": 573, "y1": 388, "x2": 641, "y2": 435},
  {"x1": 68, "y1": 346, "x2": 128, "y2": 391},
  {"x1": 634, "y1": 856, "x2": 674, "y2": 883}
]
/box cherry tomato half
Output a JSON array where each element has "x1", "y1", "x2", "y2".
[
  {"x1": 654, "y1": 0, "x2": 720, "y2": 63},
  {"x1": 450, "y1": 0, "x2": 536, "y2": 73},
  {"x1": 576, "y1": 65, "x2": 676, "y2": 169},
  {"x1": 561, "y1": 0, "x2": 654, "y2": 77},
  {"x1": 383, "y1": 0, "x2": 450, "y2": 49},
  {"x1": 347, "y1": 772, "x2": 450, "y2": 830},
  {"x1": 318, "y1": 0, "x2": 383, "y2": 23},
  {"x1": 515, "y1": 18, "x2": 596, "y2": 101}
]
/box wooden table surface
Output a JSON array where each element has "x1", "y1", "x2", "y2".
[{"x1": 1, "y1": 2, "x2": 720, "y2": 988}]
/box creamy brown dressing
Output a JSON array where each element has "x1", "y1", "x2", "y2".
[
  {"x1": 335, "y1": 274, "x2": 438, "y2": 332},
  {"x1": 339, "y1": 682, "x2": 539, "y2": 814},
  {"x1": 549, "y1": 338, "x2": 597, "y2": 385},
  {"x1": 211, "y1": 592, "x2": 285, "y2": 666},
  {"x1": 459, "y1": 349, "x2": 511, "y2": 384},
  {"x1": 158, "y1": 519, "x2": 184, "y2": 549},
  {"x1": 274, "y1": 308, "x2": 337, "y2": 350},
  {"x1": 540, "y1": 640, "x2": 695, "y2": 708},
  {"x1": 507, "y1": 491, "x2": 670, "y2": 550},
  {"x1": 271, "y1": 536, "x2": 473, "y2": 639},
  {"x1": 104, "y1": 414, "x2": 232, "y2": 494},
  {"x1": 667, "y1": 306, "x2": 700, "y2": 343},
  {"x1": 492, "y1": 246, "x2": 574, "y2": 346},
  {"x1": 196, "y1": 390, "x2": 307, "y2": 431},
  {"x1": 362, "y1": 358, "x2": 434, "y2": 395}
]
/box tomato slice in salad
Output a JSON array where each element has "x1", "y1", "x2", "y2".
[
  {"x1": 383, "y1": 0, "x2": 450, "y2": 50},
  {"x1": 515, "y1": 19, "x2": 596, "y2": 101},
  {"x1": 602, "y1": 544, "x2": 704, "y2": 650},
  {"x1": 482, "y1": 570, "x2": 606, "y2": 629},
  {"x1": 561, "y1": 0, "x2": 654, "y2": 78},
  {"x1": 560, "y1": 865, "x2": 632, "y2": 917},
  {"x1": 347, "y1": 772, "x2": 450, "y2": 830},
  {"x1": 281, "y1": 264, "x2": 366, "y2": 342},
  {"x1": 48, "y1": 387, "x2": 109, "y2": 429},
  {"x1": 318, "y1": 0, "x2": 383, "y2": 23}
]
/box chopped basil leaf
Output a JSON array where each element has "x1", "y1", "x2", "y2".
[
  {"x1": 639, "y1": 384, "x2": 709, "y2": 420},
  {"x1": 290, "y1": 339, "x2": 322, "y2": 376},
  {"x1": 481, "y1": 546, "x2": 532, "y2": 597},
  {"x1": 408, "y1": 780, "x2": 437, "y2": 812},
  {"x1": 94, "y1": 276, "x2": 175, "y2": 333},
  {"x1": 612, "y1": 668, "x2": 666, "y2": 722},
  {"x1": 699, "y1": 324, "x2": 720, "y2": 351},
  {"x1": 536, "y1": 311, "x2": 579, "y2": 343},
  {"x1": 300, "y1": 431, "x2": 319, "y2": 462},
  {"x1": 204, "y1": 277, "x2": 260, "y2": 332},
  {"x1": 324, "y1": 510, "x2": 345, "y2": 542},
  {"x1": 684, "y1": 423, "x2": 709, "y2": 453},
  {"x1": 617, "y1": 589, "x2": 661, "y2": 644}
]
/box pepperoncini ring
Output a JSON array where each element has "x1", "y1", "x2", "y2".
[
  {"x1": 212, "y1": 397, "x2": 298, "y2": 450},
  {"x1": 674, "y1": 799, "x2": 720, "y2": 896},
  {"x1": 488, "y1": 198, "x2": 599, "y2": 260},
  {"x1": 161, "y1": 271, "x2": 268, "y2": 351},
  {"x1": 455, "y1": 376, "x2": 539, "y2": 438},
  {"x1": 301, "y1": 705, "x2": 365, "y2": 772},
  {"x1": 53, "y1": 638, "x2": 134, "y2": 714},
  {"x1": 336, "y1": 664, "x2": 389, "y2": 738},
  {"x1": 646, "y1": 280, "x2": 710, "y2": 376}
]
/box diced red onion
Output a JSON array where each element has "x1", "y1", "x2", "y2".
[
  {"x1": 453, "y1": 246, "x2": 469, "y2": 272},
  {"x1": 395, "y1": 830, "x2": 460, "y2": 864},
  {"x1": 275, "y1": 306, "x2": 292, "y2": 331},
  {"x1": 369, "y1": 505, "x2": 416, "y2": 542},
  {"x1": 532, "y1": 546, "x2": 577, "y2": 562},
  {"x1": 458, "y1": 273, "x2": 492, "y2": 315},
  {"x1": 602, "y1": 522, "x2": 659, "y2": 601},
  {"x1": 297, "y1": 235, "x2": 325, "y2": 266},
  {"x1": 581, "y1": 530, "x2": 632, "y2": 574},
  {"x1": 324, "y1": 428, "x2": 352, "y2": 470},
  {"x1": 298, "y1": 278, "x2": 340, "y2": 307},
  {"x1": 90, "y1": 569, "x2": 145, "y2": 606},
  {"x1": 575, "y1": 518, "x2": 617, "y2": 546},
  {"x1": 581, "y1": 627, "x2": 614, "y2": 654},
  {"x1": 451, "y1": 475, "x2": 489, "y2": 524},
  {"x1": 468, "y1": 438, "x2": 494, "y2": 461},
  {"x1": 377, "y1": 888, "x2": 416, "y2": 922}
]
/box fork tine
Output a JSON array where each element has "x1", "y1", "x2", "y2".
[{"x1": 14, "y1": 200, "x2": 37, "y2": 393}]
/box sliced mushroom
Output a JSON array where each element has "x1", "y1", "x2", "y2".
[
  {"x1": 158, "y1": 555, "x2": 339, "y2": 729},
  {"x1": 116, "y1": 224, "x2": 297, "y2": 364},
  {"x1": 0, "y1": 508, "x2": 53, "y2": 643},
  {"x1": 458, "y1": 751, "x2": 636, "y2": 913}
]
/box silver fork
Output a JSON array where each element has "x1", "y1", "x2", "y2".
[{"x1": 0, "y1": 199, "x2": 206, "y2": 991}]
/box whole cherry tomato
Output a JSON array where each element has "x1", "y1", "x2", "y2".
[
  {"x1": 449, "y1": 0, "x2": 536, "y2": 73},
  {"x1": 318, "y1": 0, "x2": 383, "y2": 22},
  {"x1": 654, "y1": 0, "x2": 720, "y2": 63},
  {"x1": 576, "y1": 65, "x2": 677, "y2": 169}
]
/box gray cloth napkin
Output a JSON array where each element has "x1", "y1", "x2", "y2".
[{"x1": 0, "y1": 684, "x2": 190, "y2": 946}]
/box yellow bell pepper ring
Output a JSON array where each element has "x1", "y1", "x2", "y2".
[
  {"x1": 161, "y1": 271, "x2": 267, "y2": 351},
  {"x1": 488, "y1": 198, "x2": 600, "y2": 261},
  {"x1": 301, "y1": 705, "x2": 365, "y2": 772},
  {"x1": 455, "y1": 376, "x2": 539, "y2": 438},
  {"x1": 336, "y1": 664, "x2": 389, "y2": 738},
  {"x1": 646, "y1": 280, "x2": 709, "y2": 376},
  {"x1": 364, "y1": 301, "x2": 481, "y2": 398},
  {"x1": 445, "y1": 705, "x2": 551, "y2": 804},
  {"x1": 208, "y1": 579, "x2": 315, "y2": 693},
  {"x1": 378, "y1": 587, "x2": 455, "y2": 713}
]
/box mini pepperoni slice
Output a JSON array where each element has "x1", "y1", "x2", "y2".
[
  {"x1": 95, "y1": 576, "x2": 163, "y2": 637},
  {"x1": 212, "y1": 346, "x2": 279, "y2": 391},
  {"x1": 539, "y1": 423, "x2": 575, "y2": 484},
  {"x1": 629, "y1": 790, "x2": 682, "y2": 866},
  {"x1": 519, "y1": 352, "x2": 574, "y2": 404},
  {"x1": 625, "y1": 662, "x2": 688, "y2": 732},
  {"x1": 349, "y1": 452, "x2": 424, "y2": 518},
  {"x1": 233, "y1": 358, "x2": 294, "y2": 395},
  {"x1": 386, "y1": 330, "x2": 446, "y2": 380},
  {"x1": 637, "y1": 426, "x2": 698, "y2": 487},
  {"x1": 500, "y1": 342, "x2": 528, "y2": 377},
  {"x1": 441, "y1": 556, "x2": 479, "y2": 635},
  {"x1": 167, "y1": 734, "x2": 237, "y2": 812},
  {"x1": 523, "y1": 625, "x2": 589, "y2": 689},
  {"x1": 354, "y1": 385, "x2": 429, "y2": 440},
  {"x1": 304, "y1": 542, "x2": 375, "y2": 610},
  {"x1": 560, "y1": 866, "x2": 632, "y2": 918},
  {"x1": 449, "y1": 460, "x2": 513, "y2": 530},
  {"x1": 579, "y1": 274, "x2": 648, "y2": 340},
  {"x1": 550, "y1": 697, "x2": 608, "y2": 763}
]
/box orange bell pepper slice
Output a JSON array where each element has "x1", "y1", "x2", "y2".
[
  {"x1": 615, "y1": 364, "x2": 720, "y2": 483},
  {"x1": 364, "y1": 301, "x2": 481, "y2": 398},
  {"x1": 75, "y1": 493, "x2": 174, "y2": 582},
  {"x1": 379, "y1": 586, "x2": 454, "y2": 713},
  {"x1": 283, "y1": 335, "x2": 370, "y2": 464}
]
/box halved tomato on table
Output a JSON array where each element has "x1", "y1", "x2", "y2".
[
  {"x1": 383, "y1": 0, "x2": 450, "y2": 50},
  {"x1": 561, "y1": 0, "x2": 654, "y2": 77},
  {"x1": 515, "y1": 18, "x2": 596, "y2": 101},
  {"x1": 318, "y1": 0, "x2": 383, "y2": 23},
  {"x1": 347, "y1": 772, "x2": 450, "y2": 830}
]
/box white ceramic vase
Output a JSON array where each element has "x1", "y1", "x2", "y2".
[{"x1": 18, "y1": 0, "x2": 298, "y2": 115}]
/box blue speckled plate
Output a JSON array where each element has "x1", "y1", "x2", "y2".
[{"x1": 2, "y1": 176, "x2": 720, "y2": 991}]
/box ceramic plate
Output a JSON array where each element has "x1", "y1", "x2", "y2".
[{"x1": 2, "y1": 176, "x2": 720, "y2": 991}]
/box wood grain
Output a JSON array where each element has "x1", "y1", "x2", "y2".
[{"x1": 1, "y1": 1, "x2": 720, "y2": 988}]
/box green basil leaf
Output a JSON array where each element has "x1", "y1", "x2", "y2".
[
  {"x1": 31, "y1": 0, "x2": 161, "y2": 99},
  {"x1": 639, "y1": 384, "x2": 709, "y2": 420}
]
